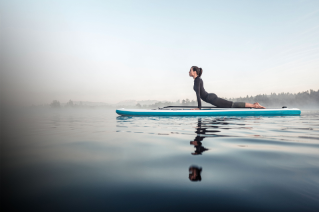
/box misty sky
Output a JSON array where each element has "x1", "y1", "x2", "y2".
[{"x1": 1, "y1": 0, "x2": 319, "y2": 105}]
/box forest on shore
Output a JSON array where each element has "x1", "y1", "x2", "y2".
[
  {"x1": 135, "y1": 89, "x2": 319, "y2": 109},
  {"x1": 229, "y1": 89, "x2": 319, "y2": 108},
  {"x1": 49, "y1": 89, "x2": 319, "y2": 109}
]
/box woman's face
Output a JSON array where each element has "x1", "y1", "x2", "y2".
[{"x1": 189, "y1": 68, "x2": 196, "y2": 77}]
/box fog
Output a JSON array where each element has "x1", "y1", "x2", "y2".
[{"x1": 1, "y1": 0, "x2": 319, "y2": 107}]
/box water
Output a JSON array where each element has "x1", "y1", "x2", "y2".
[{"x1": 2, "y1": 108, "x2": 319, "y2": 211}]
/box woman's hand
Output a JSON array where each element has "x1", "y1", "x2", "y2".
[{"x1": 191, "y1": 108, "x2": 200, "y2": 110}]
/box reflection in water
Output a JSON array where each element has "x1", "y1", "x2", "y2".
[
  {"x1": 189, "y1": 119, "x2": 215, "y2": 182},
  {"x1": 189, "y1": 118, "x2": 250, "y2": 182},
  {"x1": 190, "y1": 118, "x2": 224, "y2": 155},
  {"x1": 190, "y1": 119, "x2": 212, "y2": 155},
  {"x1": 190, "y1": 137, "x2": 209, "y2": 155},
  {"x1": 113, "y1": 113, "x2": 319, "y2": 211},
  {"x1": 189, "y1": 166, "x2": 202, "y2": 182}
]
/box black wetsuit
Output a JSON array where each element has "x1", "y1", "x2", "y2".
[{"x1": 194, "y1": 76, "x2": 233, "y2": 109}]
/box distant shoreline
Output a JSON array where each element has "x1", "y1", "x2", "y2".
[{"x1": 35, "y1": 89, "x2": 319, "y2": 109}]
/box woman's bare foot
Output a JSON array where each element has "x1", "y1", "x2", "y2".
[
  {"x1": 253, "y1": 102, "x2": 266, "y2": 109},
  {"x1": 245, "y1": 102, "x2": 266, "y2": 108}
]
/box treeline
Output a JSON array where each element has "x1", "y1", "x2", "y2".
[
  {"x1": 49, "y1": 89, "x2": 319, "y2": 109},
  {"x1": 229, "y1": 89, "x2": 319, "y2": 108},
  {"x1": 135, "y1": 99, "x2": 198, "y2": 109},
  {"x1": 136, "y1": 89, "x2": 319, "y2": 108},
  {"x1": 49, "y1": 100, "x2": 110, "y2": 108},
  {"x1": 50, "y1": 100, "x2": 79, "y2": 108}
]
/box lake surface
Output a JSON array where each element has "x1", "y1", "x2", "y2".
[{"x1": 2, "y1": 108, "x2": 319, "y2": 211}]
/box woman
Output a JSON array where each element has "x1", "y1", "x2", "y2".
[{"x1": 189, "y1": 66, "x2": 265, "y2": 110}]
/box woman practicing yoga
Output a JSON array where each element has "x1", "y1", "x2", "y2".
[{"x1": 189, "y1": 66, "x2": 265, "y2": 110}]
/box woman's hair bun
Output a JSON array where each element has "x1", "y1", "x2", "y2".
[{"x1": 192, "y1": 66, "x2": 203, "y2": 77}]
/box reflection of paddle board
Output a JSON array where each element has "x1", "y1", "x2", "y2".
[{"x1": 116, "y1": 108, "x2": 301, "y2": 116}]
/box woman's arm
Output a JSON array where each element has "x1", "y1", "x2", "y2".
[{"x1": 194, "y1": 79, "x2": 201, "y2": 110}]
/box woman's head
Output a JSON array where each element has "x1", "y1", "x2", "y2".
[{"x1": 189, "y1": 66, "x2": 203, "y2": 78}]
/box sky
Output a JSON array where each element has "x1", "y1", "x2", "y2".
[{"x1": 1, "y1": 0, "x2": 319, "y2": 105}]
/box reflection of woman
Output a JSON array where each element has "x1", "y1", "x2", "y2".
[
  {"x1": 190, "y1": 136, "x2": 208, "y2": 155},
  {"x1": 189, "y1": 66, "x2": 265, "y2": 110},
  {"x1": 189, "y1": 166, "x2": 202, "y2": 181},
  {"x1": 190, "y1": 119, "x2": 213, "y2": 155},
  {"x1": 196, "y1": 118, "x2": 220, "y2": 133}
]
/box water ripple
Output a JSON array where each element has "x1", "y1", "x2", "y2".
[{"x1": 116, "y1": 115, "x2": 319, "y2": 144}]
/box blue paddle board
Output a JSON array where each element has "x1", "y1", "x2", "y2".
[{"x1": 116, "y1": 108, "x2": 301, "y2": 116}]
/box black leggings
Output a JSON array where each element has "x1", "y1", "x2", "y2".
[{"x1": 205, "y1": 93, "x2": 245, "y2": 108}]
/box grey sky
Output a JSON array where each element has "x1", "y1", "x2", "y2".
[{"x1": 1, "y1": 0, "x2": 319, "y2": 105}]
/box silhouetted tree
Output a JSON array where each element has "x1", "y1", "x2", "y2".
[
  {"x1": 50, "y1": 100, "x2": 60, "y2": 108},
  {"x1": 66, "y1": 100, "x2": 74, "y2": 107}
]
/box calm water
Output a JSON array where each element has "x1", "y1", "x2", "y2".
[{"x1": 2, "y1": 108, "x2": 319, "y2": 211}]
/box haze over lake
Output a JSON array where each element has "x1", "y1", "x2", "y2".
[{"x1": 1, "y1": 0, "x2": 319, "y2": 106}]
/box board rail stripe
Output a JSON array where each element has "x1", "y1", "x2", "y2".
[{"x1": 116, "y1": 108, "x2": 301, "y2": 116}]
